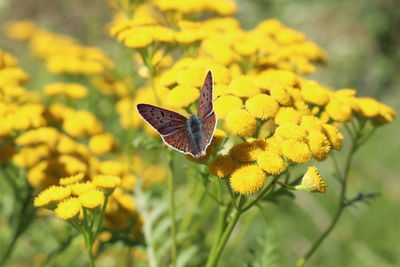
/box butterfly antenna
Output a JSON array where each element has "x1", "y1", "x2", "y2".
[{"x1": 213, "y1": 95, "x2": 220, "y2": 102}]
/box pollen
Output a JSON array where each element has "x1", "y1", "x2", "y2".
[
  {"x1": 225, "y1": 109, "x2": 256, "y2": 137},
  {"x1": 245, "y1": 94, "x2": 279, "y2": 119},
  {"x1": 281, "y1": 139, "x2": 312, "y2": 163},
  {"x1": 256, "y1": 151, "x2": 286, "y2": 175}
]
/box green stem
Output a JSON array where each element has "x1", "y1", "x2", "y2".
[
  {"x1": 224, "y1": 179, "x2": 237, "y2": 210},
  {"x1": 208, "y1": 181, "x2": 229, "y2": 260},
  {"x1": 205, "y1": 197, "x2": 246, "y2": 267},
  {"x1": 296, "y1": 121, "x2": 364, "y2": 267},
  {"x1": 168, "y1": 151, "x2": 177, "y2": 267},
  {"x1": 94, "y1": 194, "x2": 110, "y2": 237},
  {"x1": 241, "y1": 175, "x2": 280, "y2": 213}
]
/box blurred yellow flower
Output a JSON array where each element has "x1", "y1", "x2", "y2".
[
  {"x1": 295, "y1": 166, "x2": 327, "y2": 193},
  {"x1": 307, "y1": 130, "x2": 331, "y2": 161},
  {"x1": 89, "y1": 133, "x2": 115, "y2": 155},
  {"x1": 79, "y1": 190, "x2": 105, "y2": 209},
  {"x1": 4, "y1": 20, "x2": 37, "y2": 40},
  {"x1": 322, "y1": 124, "x2": 344, "y2": 150},
  {"x1": 229, "y1": 140, "x2": 266, "y2": 163},
  {"x1": 34, "y1": 185, "x2": 72, "y2": 207},
  {"x1": 355, "y1": 97, "x2": 381, "y2": 118},
  {"x1": 274, "y1": 107, "x2": 301, "y2": 125},
  {"x1": 225, "y1": 109, "x2": 256, "y2": 137},
  {"x1": 69, "y1": 182, "x2": 96, "y2": 196},
  {"x1": 55, "y1": 197, "x2": 81, "y2": 220},
  {"x1": 93, "y1": 174, "x2": 121, "y2": 189},
  {"x1": 230, "y1": 165, "x2": 266, "y2": 195},
  {"x1": 209, "y1": 155, "x2": 237, "y2": 178},
  {"x1": 300, "y1": 80, "x2": 330, "y2": 106},
  {"x1": 44, "y1": 83, "x2": 88, "y2": 99},
  {"x1": 59, "y1": 173, "x2": 85, "y2": 186},
  {"x1": 275, "y1": 123, "x2": 308, "y2": 141}
]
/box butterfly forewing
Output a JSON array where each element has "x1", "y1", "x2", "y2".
[
  {"x1": 200, "y1": 112, "x2": 216, "y2": 151},
  {"x1": 137, "y1": 104, "x2": 187, "y2": 136},
  {"x1": 198, "y1": 70, "x2": 214, "y2": 119}
]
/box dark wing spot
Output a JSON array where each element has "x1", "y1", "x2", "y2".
[{"x1": 161, "y1": 111, "x2": 165, "y2": 117}]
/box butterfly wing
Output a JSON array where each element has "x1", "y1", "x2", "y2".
[
  {"x1": 198, "y1": 70, "x2": 214, "y2": 119},
  {"x1": 161, "y1": 129, "x2": 192, "y2": 155},
  {"x1": 200, "y1": 112, "x2": 216, "y2": 152},
  {"x1": 137, "y1": 104, "x2": 187, "y2": 136}
]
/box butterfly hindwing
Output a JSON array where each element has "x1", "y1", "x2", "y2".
[
  {"x1": 137, "y1": 104, "x2": 187, "y2": 136},
  {"x1": 162, "y1": 129, "x2": 192, "y2": 154},
  {"x1": 198, "y1": 70, "x2": 214, "y2": 119},
  {"x1": 200, "y1": 112, "x2": 216, "y2": 152}
]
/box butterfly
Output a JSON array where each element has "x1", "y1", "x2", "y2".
[{"x1": 137, "y1": 70, "x2": 217, "y2": 158}]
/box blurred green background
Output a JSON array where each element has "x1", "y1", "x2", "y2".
[{"x1": 1, "y1": 0, "x2": 399, "y2": 266}]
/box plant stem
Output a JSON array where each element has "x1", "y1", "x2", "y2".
[
  {"x1": 296, "y1": 120, "x2": 364, "y2": 267},
  {"x1": 168, "y1": 151, "x2": 177, "y2": 267},
  {"x1": 205, "y1": 197, "x2": 245, "y2": 267}
]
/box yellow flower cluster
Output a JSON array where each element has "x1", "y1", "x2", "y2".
[
  {"x1": 34, "y1": 173, "x2": 121, "y2": 219},
  {"x1": 44, "y1": 82, "x2": 88, "y2": 99},
  {"x1": 5, "y1": 21, "x2": 113, "y2": 75}
]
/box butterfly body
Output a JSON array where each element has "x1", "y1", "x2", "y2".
[{"x1": 137, "y1": 71, "x2": 216, "y2": 158}]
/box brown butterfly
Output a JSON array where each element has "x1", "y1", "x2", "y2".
[{"x1": 137, "y1": 71, "x2": 216, "y2": 157}]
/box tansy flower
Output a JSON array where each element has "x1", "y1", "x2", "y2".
[
  {"x1": 274, "y1": 107, "x2": 301, "y2": 125},
  {"x1": 300, "y1": 80, "x2": 330, "y2": 106},
  {"x1": 55, "y1": 197, "x2": 82, "y2": 220},
  {"x1": 229, "y1": 76, "x2": 260, "y2": 98},
  {"x1": 34, "y1": 185, "x2": 72, "y2": 207},
  {"x1": 4, "y1": 20, "x2": 37, "y2": 40},
  {"x1": 245, "y1": 94, "x2": 279, "y2": 119},
  {"x1": 114, "y1": 193, "x2": 137, "y2": 213},
  {"x1": 229, "y1": 140, "x2": 266, "y2": 162},
  {"x1": 176, "y1": 67, "x2": 208, "y2": 87},
  {"x1": 270, "y1": 86, "x2": 293, "y2": 106},
  {"x1": 209, "y1": 155, "x2": 238, "y2": 178},
  {"x1": 210, "y1": 128, "x2": 228, "y2": 148},
  {"x1": 166, "y1": 85, "x2": 199, "y2": 108},
  {"x1": 230, "y1": 165, "x2": 266, "y2": 195},
  {"x1": 355, "y1": 97, "x2": 381, "y2": 118},
  {"x1": 225, "y1": 109, "x2": 256, "y2": 137},
  {"x1": 93, "y1": 174, "x2": 121, "y2": 190},
  {"x1": 325, "y1": 98, "x2": 353, "y2": 122},
  {"x1": 322, "y1": 124, "x2": 344, "y2": 150},
  {"x1": 275, "y1": 123, "x2": 308, "y2": 141},
  {"x1": 213, "y1": 95, "x2": 243, "y2": 119},
  {"x1": 256, "y1": 151, "x2": 286, "y2": 175},
  {"x1": 375, "y1": 102, "x2": 396, "y2": 124},
  {"x1": 59, "y1": 173, "x2": 85, "y2": 186},
  {"x1": 44, "y1": 83, "x2": 88, "y2": 99},
  {"x1": 98, "y1": 160, "x2": 127, "y2": 176},
  {"x1": 69, "y1": 182, "x2": 96, "y2": 196},
  {"x1": 89, "y1": 133, "x2": 115, "y2": 155},
  {"x1": 281, "y1": 139, "x2": 312, "y2": 163},
  {"x1": 307, "y1": 131, "x2": 331, "y2": 161},
  {"x1": 300, "y1": 115, "x2": 323, "y2": 131},
  {"x1": 79, "y1": 190, "x2": 105, "y2": 209},
  {"x1": 295, "y1": 166, "x2": 328, "y2": 193},
  {"x1": 121, "y1": 174, "x2": 137, "y2": 191}
]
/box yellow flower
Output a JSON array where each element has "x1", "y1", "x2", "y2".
[
  {"x1": 229, "y1": 140, "x2": 266, "y2": 162},
  {"x1": 98, "y1": 160, "x2": 127, "y2": 176},
  {"x1": 166, "y1": 85, "x2": 199, "y2": 108},
  {"x1": 355, "y1": 97, "x2": 381, "y2": 117},
  {"x1": 34, "y1": 186, "x2": 72, "y2": 207},
  {"x1": 300, "y1": 80, "x2": 330, "y2": 106},
  {"x1": 59, "y1": 155, "x2": 88, "y2": 175},
  {"x1": 63, "y1": 110, "x2": 103, "y2": 137},
  {"x1": 245, "y1": 94, "x2": 279, "y2": 119},
  {"x1": 275, "y1": 123, "x2": 308, "y2": 141},
  {"x1": 307, "y1": 131, "x2": 331, "y2": 161},
  {"x1": 79, "y1": 190, "x2": 105, "y2": 209},
  {"x1": 295, "y1": 166, "x2": 327, "y2": 193},
  {"x1": 124, "y1": 32, "x2": 153, "y2": 49},
  {"x1": 59, "y1": 173, "x2": 85, "y2": 186},
  {"x1": 55, "y1": 197, "x2": 81, "y2": 220},
  {"x1": 325, "y1": 98, "x2": 353, "y2": 122},
  {"x1": 114, "y1": 193, "x2": 137, "y2": 213},
  {"x1": 274, "y1": 107, "x2": 301, "y2": 125},
  {"x1": 209, "y1": 155, "x2": 238, "y2": 178},
  {"x1": 281, "y1": 139, "x2": 312, "y2": 163},
  {"x1": 121, "y1": 174, "x2": 137, "y2": 191},
  {"x1": 375, "y1": 102, "x2": 396, "y2": 124},
  {"x1": 12, "y1": 145, "x2": 51, "y2": 168},
  {"x1": 322, "y1": 124, "x2": 344, "y2": 150},
  {"x1": 300, "y1": 115, "x2": 323, "y2": 132},
  {"x1": 15, "y1": 127, "x2": 60, "y2": 148},
  {"x1": 93, "y1": 174, "x2": 121, "y2": 189},
  {"x1": 69, "y1": 182, "x2": 96, "y2": 196},
  {"x1": 213, "y1": 95, "x2": 243, "y2": 119},
  {"x1": 225, "y1": 109, "x2": 256, "y2": 137},
  {"x1": 4, "y1": 20, "x2": 37, "y2": 40},
  {"x1": 176, "y1": 67, "x2": 208, "y2": 87},
  {"x1": 44, "y1": 83, "x2": 88, "y2": 99},
  {"x1": 230, "y1": 165, "x2": 266, "y2": 195},
  {"x1": 270, "y1": 86, "x2": 292, "y2": 106},
  {"x1": 256, "y1": 151, "x2": 286, "y2": 175},
  {"x1": 229, "y1": 76, "x2": 260, "y2": 98},
  {"x1": 255, "y1": 69, "x2": 297, "y2": 91},
  {"x1": 89, "y1": 133, "x2": 115, "y2": 155}
]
